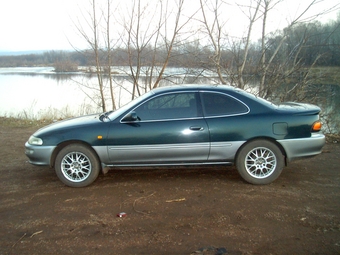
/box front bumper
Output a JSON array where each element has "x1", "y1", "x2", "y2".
[
  {"x1": 25, "y1": 142, "x2": 56, "y2": 166},
  {"x1": 277, "y1": 133, "x2": 325, "y2": 162}
]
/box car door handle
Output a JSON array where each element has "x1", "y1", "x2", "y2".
[{"x1": 190, "y1": 126, "x2": 204, "y2": 131}]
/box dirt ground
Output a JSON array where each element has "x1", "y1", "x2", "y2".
[{"x1": 0, "y1": 118, "x2": 339, "y2": 255}]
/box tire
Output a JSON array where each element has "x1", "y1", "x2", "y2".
[
  {"x1": 236, "y1": 139, "x2": 284, "y2": 185},
  {"x1": 55, "y1": 144, "x2": 100, "y2": 187}
]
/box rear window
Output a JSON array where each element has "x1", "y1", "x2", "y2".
[{"x1": 201, "y1": 92, "x2": 249, "y2": 117}]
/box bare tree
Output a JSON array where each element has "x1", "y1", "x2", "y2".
[
  {"x1": 235, "y1": 0, "x2": 262, "y2": 89},
  {"x1": 199, "y1": 0, "x2": 228, "y2": 85},
  {"x1": 120, "y1": 0, "x2": 199, "y2": 99},
  {"x1": 152, "y1": 0, "x2": 198, "y2": 89},
  {"x1": 74, "y1": 0, "x2": 107, "y2": 112},
  {"x1": 199, "y1": 0, "x2": 261, "y2": 89},
  {"x1": 122, "y1": 0, "x2": 162, "y2": 99},
  {"x1": 90, "y1": 0, "x2": 106, "y2": 111},
  {"x1": 103, "y1": 0, "x2": 116, "y2": 110}
]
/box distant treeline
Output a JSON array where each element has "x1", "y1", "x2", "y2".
[
  {"x1": 1, "y1": 19, "x2": 340, "y2": 70},
  {"x1": 0, "y1": 47, "x2": 213, "y2": 69}
]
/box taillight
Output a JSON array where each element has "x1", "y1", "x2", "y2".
[{"x1": 312, "y1": 121, "x2": 322, "y2": 132}]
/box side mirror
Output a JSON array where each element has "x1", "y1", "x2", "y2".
[{"x1": 122, "y1": 111, "x2": 139, "y2": 122}]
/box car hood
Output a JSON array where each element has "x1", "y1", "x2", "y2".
[
  {"x1": 34, "y1": 113, "x2": 101, "y2": 136},
  {"x1": 276, "y1": 102, "x2": 321, "y2": 115}
]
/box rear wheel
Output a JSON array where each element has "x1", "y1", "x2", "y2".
[
  {"x1": 55, "y1": 144, "x2": 100, "y2": 187},
  {"x1": 236, "y1": 140, "x2": 284, "y2": 185}
]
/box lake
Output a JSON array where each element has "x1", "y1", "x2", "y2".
[
  {"x1": 0, "y1": 67, "x2": 132, "y2": 119},
  {"x1": 0, "y1": 67, "x2": 338, "y2": 133}
]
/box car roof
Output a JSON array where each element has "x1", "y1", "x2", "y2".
[{"x1": 152, "y1": 84, "x2": 240, "y2": 94}]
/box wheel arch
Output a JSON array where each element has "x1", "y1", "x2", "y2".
[
  {"x1": 50, "y1": 140, "x2": 101, "y2": 168},
  {"x1": 236, "y1": 137, "x2": 288, "y2": 166}
]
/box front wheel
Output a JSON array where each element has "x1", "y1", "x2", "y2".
[
  {"x1": 236, "y1": 140, "x2": 284, "y2": 185},
  {"x1": 55, "y1": 144, "x2": 100, "y2": 187}
]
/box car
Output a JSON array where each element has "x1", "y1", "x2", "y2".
[{"x1": 25, "y1": 85, "x2": 325, "y2": 187}]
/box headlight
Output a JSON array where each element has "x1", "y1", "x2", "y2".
[{"x1": 28, "y1": 136, "x2": 43, "y2": 145}]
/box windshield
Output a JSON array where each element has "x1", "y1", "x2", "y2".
[{"x1": 106, "y1": 90, "x2": 154, "y2": 120}]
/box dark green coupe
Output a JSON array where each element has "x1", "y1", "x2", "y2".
[{"x1": 25, "y1": 85, "x2": 325, "y2": 187}]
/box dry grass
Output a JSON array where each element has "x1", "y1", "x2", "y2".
[
  {"x1": 0, "y1": 117, "x2": 52, "y2": 128},
  {"x1": 308, "y1": 66, "x2": 340, "y2": 85}
]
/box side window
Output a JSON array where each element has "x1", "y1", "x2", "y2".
[
  {"x1": 135, "y1": 92, "x2": 198, "y2": 121},
  {"x1": 201, "y1": 92, "x2": 248, "y2": 117}
]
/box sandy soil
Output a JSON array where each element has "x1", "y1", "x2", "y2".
[{"x1": 0, "y1": 119, "x2": 339, "y2": 255}]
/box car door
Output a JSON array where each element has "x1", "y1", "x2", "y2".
[
  {"x1": 200, "y1": 91, "x2": 250, "y2": 161},
  {"x1": 107, "y1": 91, "x2": 210, "y2": 164}
]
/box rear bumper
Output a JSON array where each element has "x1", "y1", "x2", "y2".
[
  {"x1": 25, "y1": 142, "x2": 55, "y2": 166},
  {"x1": 277, "y1": 133, "x2": 325, "y2": 162}
]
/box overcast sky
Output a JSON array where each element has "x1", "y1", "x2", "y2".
[
  {"x1": 0, "y1": 0, "x2": 84, "y2": 52},
  {"x1": 0, "y1": 0, "x2": 339, "y2": 53}
]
